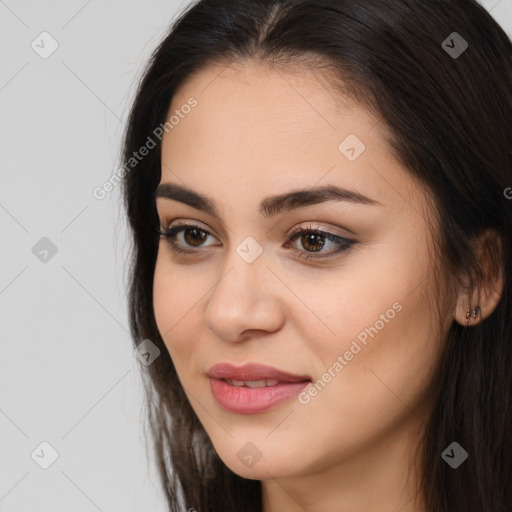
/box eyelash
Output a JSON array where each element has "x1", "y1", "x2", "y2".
[{"x1": 155, "y1": 222, "x2": 356, "y2": 261}]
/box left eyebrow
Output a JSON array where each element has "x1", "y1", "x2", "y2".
[{"x1": 153, "y1": 182, "x2": 382, "y2": 218}]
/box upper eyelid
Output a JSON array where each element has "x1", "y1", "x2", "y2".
[
  {"x1": 288, "y1": 222, "x2": 352, "y2": 239},
  {"x1": 161, "y1": 221, "x2": 354, "y2": 246},
  {"x1": 159, "y1": 218, "x2": 216, "y2": 238},
  {"x1": 159, "y1": 218, "x2": 354, "y2": 239}
]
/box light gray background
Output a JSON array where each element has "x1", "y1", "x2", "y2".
[{"x1": 1, "y1": 1, "x2": 511, "y2": 511}]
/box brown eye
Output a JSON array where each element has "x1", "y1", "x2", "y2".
[
  {"x1": 183, "y1": 227, "x2": 208, "y2": 247},
  {"x1": 157, "y1": 223, "x2": 219, "y2": 255},
  {"x1": 287, "y1": 227, "x2": 356, "y2": 260},
  {"x1": 300, "y1": 233, "x2": 325, "y2": 252}
]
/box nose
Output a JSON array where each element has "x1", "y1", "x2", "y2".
[{"x1": 203, "y1": 248, "x2": 285, "y2": 342}]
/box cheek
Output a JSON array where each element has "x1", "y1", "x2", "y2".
[
  {"x1": 302, "y1": 256, "x2": 427, "y2": 363},
  {"x1": 285, "y1": 299, "x2": 441, "y2": 477},
  {"x1": 153, "y1": 255, "x2": 198, "y2": 363},
  {"x1": 302, "y1": 278, "x2": 441, "y2": 434},
  {"x1": 300, "y1": 238, "x2": 442, "y2": 417},
  {"x1": 153, "y1": 257, "x2": 175, "y2": 341}
]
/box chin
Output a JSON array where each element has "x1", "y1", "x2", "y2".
[{"x1": 215, "y1": 446, "x2": 307, "y2": 480}]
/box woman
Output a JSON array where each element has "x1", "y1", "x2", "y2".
[{"x1": 120, "y1": 0, "x2": 512, "y2": 510}]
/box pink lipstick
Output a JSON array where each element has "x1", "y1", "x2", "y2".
[{"x1": 207, "y1": 362, "x2": 311, "y2": 414}]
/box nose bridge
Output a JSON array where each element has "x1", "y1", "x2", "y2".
[
  {"x1": 204, "y1": 236, "x2": 284, "y2": 339},
  {"x1": 218, "y1": 234, "x2": 269, "y2": 294}
]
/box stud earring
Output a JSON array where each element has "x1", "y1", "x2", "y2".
[{"x1": 465, "y1": 304, "x2": 481, "y2": 326}]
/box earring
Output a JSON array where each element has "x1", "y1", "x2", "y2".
[{"x1": 465, "y1": 304, "x2": 481, "y2": 326}]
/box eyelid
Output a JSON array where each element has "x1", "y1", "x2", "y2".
[
  {"x1": 160, "y1": 218, "x2": 353, "y2": 241},
  {"x1": 157, "y1": 218, "x2": 357, "y2": 261},
  {"x1": 160, "y1": 218, "x2": 214, "y2": 234},
  {"x1": 286, "y1": 222, "x2": 352, "y2": 239}
]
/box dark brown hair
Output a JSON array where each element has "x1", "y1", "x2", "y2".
[{"x1": 120, "y1": 1, "x2": 512, "y2": 510}]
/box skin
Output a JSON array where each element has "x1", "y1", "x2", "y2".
[{"x1": 152, "y1": 60, "x2": 500, "y2": 512}]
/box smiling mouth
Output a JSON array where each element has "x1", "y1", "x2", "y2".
[{"x1": 206, "y1": 362, "x2": 312, "y2": 413}]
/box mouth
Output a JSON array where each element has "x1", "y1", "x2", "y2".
[{"x1": 207, "y1": 362, "x2": 312, "y2": 414}]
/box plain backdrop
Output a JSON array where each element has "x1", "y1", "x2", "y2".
[{"x1": 1, "y1": 1, "x2": 511, "y2": 511}]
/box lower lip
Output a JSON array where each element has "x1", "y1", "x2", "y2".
[{"x1": 209, "y1": 378, "x2": 310, "y2": 414}]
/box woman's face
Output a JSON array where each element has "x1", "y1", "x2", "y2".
[{"x1": 153, "y1": 60, "x2": 455, "y2": 481}]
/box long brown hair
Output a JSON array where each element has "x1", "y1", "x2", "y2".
[{"x1": 120, "y1": 1, "x2": 512, "y2": 510}]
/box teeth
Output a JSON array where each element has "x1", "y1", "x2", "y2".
[
  {"x1": 245, "y1": 380, "x2": 270, "y2": 388},
  {"x1": 226, "y1": 379, "x2": 280, "y2": 388}
]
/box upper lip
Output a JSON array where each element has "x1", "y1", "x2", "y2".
[{"x1": 207, "y1": 362, "x2": 311, "y2": 383}]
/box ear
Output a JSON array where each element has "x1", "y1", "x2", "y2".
[{"x1": 454, "y1": 229, "x2": 504, "y2": 327}]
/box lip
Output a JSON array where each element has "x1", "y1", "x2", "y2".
[
  {"x1": 207, "y1": 362, "x2": 311, "y2": 414},
  {"x1": 207, "y1": 362, "x2": 310, "y2": 382}
]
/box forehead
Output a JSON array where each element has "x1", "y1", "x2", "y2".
[
  {"x1": 160, "y1": 60, "x2": 427, "y2": 220},
  {"x1": 167, "y1": 59, "x2": 380, "y2": 145}
]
